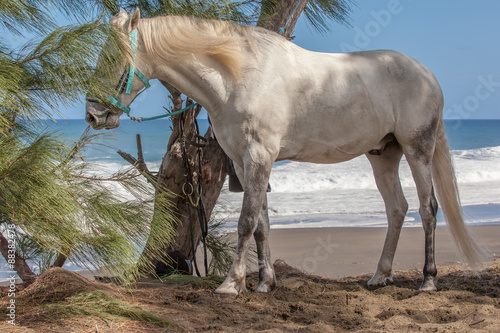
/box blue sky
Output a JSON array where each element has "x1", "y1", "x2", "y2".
[{"x1": 57, "y1": 0, "x2": 500, "y2": 119}]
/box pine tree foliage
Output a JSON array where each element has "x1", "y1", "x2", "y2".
[
  {"x1": 242, "y1": 0, "x2": 353, "y2": 33},
  {"x1": 0, "y1": 0, "x2": 177, "y2": 282},
  {"x1": 92, "y1": 0, "x2": 353, "y2": 32},
  {"x1": 0, "y1": 0, "x2": 96, "y2": 34},
  {"x1": 127, "y1": 0, "x2": 248, "y2": 22},
  {"x1": 2, "y1": 24, "x2": 129, "y2": 121},
  {"x1": 0, "y1": 0, "x2": 53, "y2": 34},
  {"x1": 304, "y1": 0, "x2": 354, "y2": 33},
  {"x1": 0, "y1": 120, "x2": 178, "y2": 282}
]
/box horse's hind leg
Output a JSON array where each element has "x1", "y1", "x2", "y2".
[
  {"x1": 403, "y1": 137, "x2": 439, "y2": 291},
  {"x1": 366, "y1": 141, "x2": 408, "y2": 287},
  {"x1": 215, "y1": 155, "x2": 274, "y2": 295}
]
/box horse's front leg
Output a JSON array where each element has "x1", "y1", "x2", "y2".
[
  {"x1": 253, "y1": 195, "x2": 276, "y2": 293},
  {"x1": 215, "y1": 157, "x2": 272, "y2": 295}
]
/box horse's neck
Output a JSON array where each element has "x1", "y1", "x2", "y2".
[{"x1": 147, "y1": 52, "x2": 233, "y2": 113}]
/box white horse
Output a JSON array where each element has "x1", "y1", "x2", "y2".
[{"x1": 86, "y1": 8, "x2": 485, "y2": 294}]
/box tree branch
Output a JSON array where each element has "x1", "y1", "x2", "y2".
[{"x1": 257, "y1": 0, "x2": 311, "y2": 38}]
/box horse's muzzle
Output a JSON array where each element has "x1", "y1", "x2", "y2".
[{"x1": 85, "y1": 102, "x2": 120, "y2": 130}]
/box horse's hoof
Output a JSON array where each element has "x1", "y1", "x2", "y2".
[
  {"x1": 254, "y1": 280, "x2": 276, "y2": 293},
  {"x1": 367, "y1": 273, "x2": 393, "y2": 289},
  {"x1": 419, "y1": 277, "x2": 437, "y2": 291},
  {"x1": 254, "y1": 270, "x2": 276, "y2": 293},
  {"x1": 215, "y1": 282, "x2": 247, "y2": 295}
]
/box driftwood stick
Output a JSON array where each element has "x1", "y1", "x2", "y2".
[
  {"x1": 117, "y1": 150, "x2": 138, "y2": 166},
  {"x1": 117, "y1": 134, "x2": 158, "y2": 185},
  {"x1": 136, "y1": 134, "x2": 147, "y2": 172}
]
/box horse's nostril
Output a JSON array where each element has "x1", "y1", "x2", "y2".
[{"x1": 86, "y1": 113, "x2": 96, "y2": 125}]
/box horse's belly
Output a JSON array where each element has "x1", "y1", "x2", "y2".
[
  {"x1": 277, "y1": 136, "x2": 376, "y2": 164},
  {"x1": 279, "y1": 151, "x2": 361, "y2": 164},
  {"x1": 276, "y1": 109, "x2": 385, "y2": 164}
]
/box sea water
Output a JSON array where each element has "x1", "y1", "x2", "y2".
[
  {"x1": 1, "y1": 119, "x2": 499, "y2": 280},
  {"x1": 43, "y1": 118, "x2": 500, "y2": 228},
  {"x1": 27, "y1": 118, "x2": 500, "y2": 228},
  {"x1": 223, "y1": 119, "x2": 500, "y2": 229}
]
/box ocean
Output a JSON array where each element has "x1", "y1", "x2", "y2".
[
  {"x1": 1, "y1": 119, "x2": 499, "y2": 281},
  {"x1": 44, "y1": 118, "x2": 500, "y2": 230}
]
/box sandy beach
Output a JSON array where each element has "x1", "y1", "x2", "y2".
[
  {"x1": 2, "y1": 224, "x2": 498, "y2": 287},
  {"x1": 1, "y1": 224, "x2": 499, "y2": 332}
]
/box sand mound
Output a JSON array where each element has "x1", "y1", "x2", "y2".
[
  {"x1": 273, "y1": 259, "x2": 316, "y2": 278},
  {"x1": 11, "y1": 267, "x2": 117, "y2": 308},
  {"x1": 18, "y1": 267, "x2": 97, "y2": 305}
]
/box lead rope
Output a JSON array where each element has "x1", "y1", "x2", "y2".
[
  {"x1": 280, "y1": 0, "x2": 302, "y2": 34},
  {"x1": 179, "y1": 102, "x2": 209, "y2": 277},
  {"x1": 193, "y1": 118, "x2": 209, "y2": 275}
]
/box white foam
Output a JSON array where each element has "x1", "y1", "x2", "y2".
[
  {"x1": 453, "y1": 147, "x2": 500, "y2": 183},
  {"x1": 268, "y1": 146, "x2": 500, "y2": 194},
  {"x1": 78, "y1": 146, "x2": 500, "y2": 230},
  {"x1": 213, "y1": 146, "x2": 500, "y2": 230}
]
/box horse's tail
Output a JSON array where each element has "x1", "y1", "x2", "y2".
[{"x1": 432, "y1": 120, "x2": 488, "y2": 270}]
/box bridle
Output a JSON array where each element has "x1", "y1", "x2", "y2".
[{"x1": 86, "y1": 29, "x2": 150, "y2": 116}]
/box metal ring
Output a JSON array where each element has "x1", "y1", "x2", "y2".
[{"x1": 182, "y1": 182, "x2": 194, "y2": 196}]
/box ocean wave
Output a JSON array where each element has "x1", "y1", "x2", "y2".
[
  {"x1": 453, "y1": 146, "x2": 500, "y2": 183},
  {"x1": 269, "y1": 146, "x2": 500, "y2": 193},
  {"x1": 452, "y1": 145, "x2": 500, "y2": 160},
  {"x1": 85, "y1": 145, "x2": 500, "y2": 194}
]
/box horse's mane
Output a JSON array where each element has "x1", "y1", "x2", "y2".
[{"x1": 137, "y1": 16, "x2": 286, "y2": 80}]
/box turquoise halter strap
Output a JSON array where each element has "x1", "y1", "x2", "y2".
[
  {"x1": 124, "y1": 29, "x2": 150, "y2": 95},
  {"x1": 110, "y1": 29, "x2": 151, "y2": 115},
  {"x1": 87, "y1": 29, "x2": 198, "y2": 122},
  {"x1": 87, "y1": 29, "x2": 150, "y2": 115},
  {"x1": 132, "y1": 103, "x2": 199, "y2": 122}
]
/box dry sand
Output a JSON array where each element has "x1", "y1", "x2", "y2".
[{"x1": 1, "y1": 260, "x2": 499, "y2": 332}]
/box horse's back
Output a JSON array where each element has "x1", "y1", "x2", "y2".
[
  {"x1": 221, "y1": 47, "x2": 444, "y2": 165},
  {"x1": 283, "y1": 49, "x2": 441, "y2": 162}
]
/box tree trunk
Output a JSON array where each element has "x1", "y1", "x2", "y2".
[
  {"x1": 138, "y1": 81, "x2": 228, "y2": 272},
  {"x1": 138, "y1": 3, "x2": 309, "y2": 272},
  {"x1": 0, "y1": 231, "x2": 36, "y2": 285},
  {"x1": 52, "y1": 253, "x2": 68, "y2": 268},
  {"x1": 258, "y1": 0, "x2": 310, "y2": 38}
]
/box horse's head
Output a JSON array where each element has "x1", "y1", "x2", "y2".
[{"x1": 85, "y1": 8, "x2": 150, "y2": 130}]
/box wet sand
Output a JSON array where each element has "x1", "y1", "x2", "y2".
[{"x1": 234, "y1": 225, "x2": 500, "y2": 278}]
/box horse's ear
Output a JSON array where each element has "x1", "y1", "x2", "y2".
[
  {"x1": 118, "y1": 8, "x2": 128, "y2": 17},
  {"x1": 110, "y1": 7, "x2": 129, "y2": 27},
  {"x1": 127, "y1": 7, "x2": 141, "y2": 32}
]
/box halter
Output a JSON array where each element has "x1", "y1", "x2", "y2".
[{"x1": 86, "y1": 29, "x2": 150, "y2": 116}]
